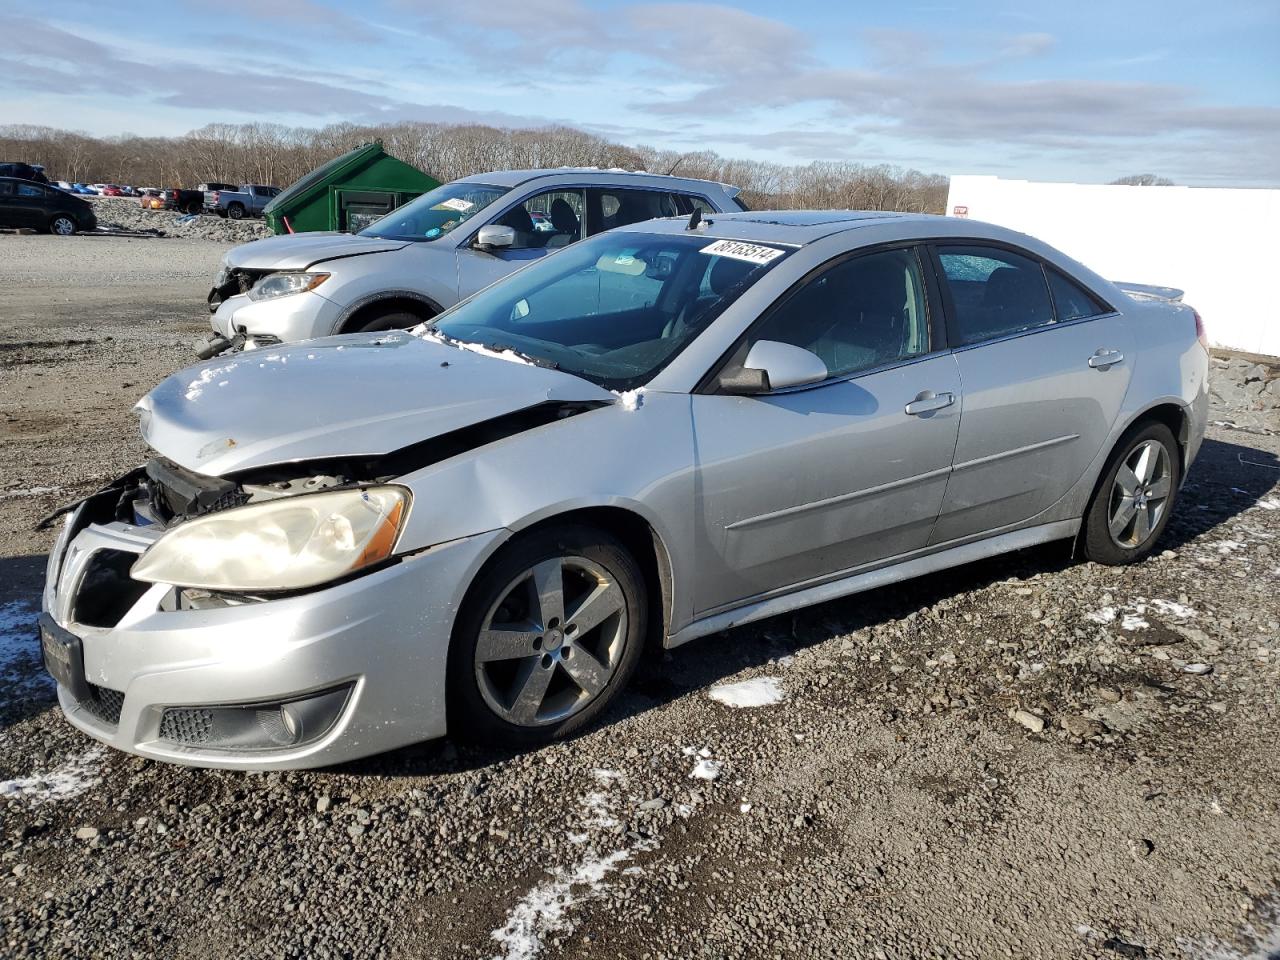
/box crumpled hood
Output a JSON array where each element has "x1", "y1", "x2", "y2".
[
  {"x1": 225, "y1": 232, "x2": 409, "y2": 270},
  {"x1": 135, "y1": 333, "x2": 615, "y2": 476}
]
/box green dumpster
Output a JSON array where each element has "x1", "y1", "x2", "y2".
[{"x1": 264, "y1": 142, "x2": 441, "y2": 235}]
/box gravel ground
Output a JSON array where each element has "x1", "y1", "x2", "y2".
[{"x1": 1, "y1": 236, "x2": 1278, "y2": 960}]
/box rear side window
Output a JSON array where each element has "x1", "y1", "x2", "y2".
[
  {"x1": 0, "y1": 181, "x2": 13, "y2": 196},
  {"x1": 936, "y1": 245, "x2": 1054, "y2": 346},
  {"x1": 1047, "y1": 269, "x2": 1108, "y2": 320},
  {"x1": 589, "y1": 188, "x2": 682, "y2": 234},
  {"x1": 16, "y1": 183, "x2": 44, "y2": 197}
]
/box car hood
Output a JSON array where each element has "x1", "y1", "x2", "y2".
[
  {"x1": 135, "y1": 333, "x2": 616, "y2": 476},
  {"x1": 224, "y1": 232, "x2": 410, "y2": 270}
]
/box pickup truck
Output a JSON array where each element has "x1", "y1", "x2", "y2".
[
  {"x1": 203, "y1": 184, "x2": 281, "y2": 219},
  {"x1": 163, "y1": 182, "x2": 236, "y2": 214}
]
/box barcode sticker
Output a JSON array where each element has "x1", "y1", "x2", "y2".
[{"x1": 700, "y1": 240, "x2": 785, "y2": 265}]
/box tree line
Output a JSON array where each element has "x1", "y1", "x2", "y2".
[{"x1": 0, "y1": 121, "x2": 949, "y2": 214}]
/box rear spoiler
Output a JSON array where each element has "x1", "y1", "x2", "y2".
[{"x1": 1114, "y1": 281, "x2": 1184, "y2": 303}]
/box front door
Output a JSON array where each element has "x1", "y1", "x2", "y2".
[
  {"x1": 929, "y1": 244, "x2": 1135, "y2": 543},
  {"x1": 690, "y1": 245, "x2": 962, "y2": 614},
  {"x1": 456, "y1": 188, "x2": 585, "y2": 299}
]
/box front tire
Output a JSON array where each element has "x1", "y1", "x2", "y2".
[
  {"x1": 351, "y1": 308, "x2": 428, "y2": 333},
  {"x1": 49, "y1": 215, "x2": 77, "y2": 236},
  {"x1": 1081, "y1": 421, "x2": 1180, "y2": 565},
  {"x1": 448, "y1": 525, "x2": 648, "y2": 747}
]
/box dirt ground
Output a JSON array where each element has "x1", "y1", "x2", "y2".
[{"x1": 1, "y1": 234, "x2": 1278, "y2": 960}]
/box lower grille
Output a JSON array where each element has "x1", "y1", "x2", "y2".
[
  {"x1": 160, "y1": 708, "x2": 215, "y2": 745},
  {"x1": 81, "y1": 683, "x2": 125, "y2": 725}
]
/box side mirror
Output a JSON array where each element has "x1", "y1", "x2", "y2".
[
  {"x1": 719, "y1": 340, "x2": 828, "y2": 395},
  {"x1": 474, "y1": 224, "x2": 515, "y2": 251}
]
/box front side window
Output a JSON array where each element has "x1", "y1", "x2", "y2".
[
  {"x1": 430, "y1": 232, "x2": 792, "y2": 391},
  {"x1": 742, "y1": 247, "x2": 931, "y2": 380},
  {"x1": 936, "y1": 245, "x2": 1055, "y2": 345},
  {"x1": 359, "y1": 181, "x2": 507, "y2": 241},
  {"x1": 495, "y1": 189, "x2": 584, "y2": 250}
]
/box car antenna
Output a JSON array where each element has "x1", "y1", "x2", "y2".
[{"x1": 686, "y1": 208, "x2": 702, "y2": 231}]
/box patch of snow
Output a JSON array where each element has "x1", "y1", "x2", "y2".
[
  {"x1": 1257, "y1": 498, "x2": 1280, "y2": 511},
  {"x1": 613, "y1": 388, "x2": 645, "y2": 411},
  {"x1": 1215, "y1": 540, "x2": 1245, "y2": 554},
  {"x1": 690, "y1": 759, "x2": 722, "y2": 781},
  {"x1": 1149, "y1": 599, "x2": 1195, "y2": 619},
  {"x1": 0, "y1": 747, "x2": 105, "y2": 804},
  {"x1": 1086, "y1": 607, "x2": 1117, "y2": 624},
  {"x1": 414, "y1": 328, "x2": 531, "y2": 366},
  {"x1": 708, "y1": 677, "x2": 784, "y2": 709},
  {"x1": 1121, "y1": 613, "x2": 1150, "y2": 631},
  {"x1": 0, "y1": 600, "x2": 54, "y2": 704}
]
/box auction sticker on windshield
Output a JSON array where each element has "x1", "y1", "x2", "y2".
[
  {"x1": 700, "y1": 240, "x2": 785, "y2": 265},
  {"x1": 433, "y1": 197, "x2": 474, "y2": 212}
]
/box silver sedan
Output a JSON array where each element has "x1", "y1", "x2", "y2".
[{"x1": 41, "y1": 211, "x2": 1208, "y2": 768}]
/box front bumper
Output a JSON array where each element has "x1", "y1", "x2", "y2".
[
  {"x1": 42, "y1": 503, "x2": 502, "y2": 769},
  {"x1": 209, "y1": 289, "x2": 341, "y2": 344}
]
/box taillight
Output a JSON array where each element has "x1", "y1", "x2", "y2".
[
  {"x1": 1193, "y1": 309, "x2": 1209, "y2": 351},
  {"x1": 211, "y1": 192, "x2": 219, "y2": 203}
]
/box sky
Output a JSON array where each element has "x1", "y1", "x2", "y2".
[{"x1": 2, "y1": 0, "x2": 1278, "y2": 186}]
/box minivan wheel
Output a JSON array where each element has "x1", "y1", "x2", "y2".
[
  {"x1": 49, "y1": 215, "x2": 77, "y2": 236},
  {"x1": 1081, "y1": 421, "x2": 1180, "y2": 565},
  {"x1": 448, "y1": 525, "x2": 647, "y2": 746}
]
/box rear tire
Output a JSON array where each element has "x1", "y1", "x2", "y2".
[
  {"x1": 49, "y1": 215, "x2": 77, "y2": 236},
  {"x1": 227, "y1": 203, "x2": 245, "y2": 220},
  {"x1": 448, "y1": 525, "x2": 648, "y2": 747},
  {"x1": 1081, "y1": 421, "x2": 1180, "y2": 565}
]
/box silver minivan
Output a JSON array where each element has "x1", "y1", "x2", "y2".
[{"x1": 200, "y1": 169, "x2": 746, "y2": 356}]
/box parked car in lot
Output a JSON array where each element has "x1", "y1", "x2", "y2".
[
  {"x1": 40, "y1": 211, "x2": 1208, "y2": 769},
  {"x1": 139, "y1": 189, "x2": 164, "y2": 209},
  {"x1": 199, "y1": 169, "x2": 745, "y2": 357},
  {"x1": 204, "y1": 184, "x2": 280, "y2": 220},
  {"x1": 0, "y1": 161, "x2": 48, "y2": 183},
  {"x1": 163, "y1": 182, "x2": 236, "y2": 214},
  {"x1": 0, "y1": 177, "x2": 96, "y2": 234}
]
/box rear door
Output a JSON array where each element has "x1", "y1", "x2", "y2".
[
  {"x1": 0, "y1": 179, "x2": 21, "y2": 228},
  {"x1": 928, "y1": 243, "x2": 1134, "y2": 543},
  {"x1": 689, "y1": 244, "x2": 962, "y2": 614},
  {"x1": 11, "y1": 181, "x2": 48, "y2": 228}
]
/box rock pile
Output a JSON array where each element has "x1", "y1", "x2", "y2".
[
  {"x1": 1211, "y1": 354, "x2": 1279, "y2": 430},
  {"x1": 89, "y1": 197, "x2": 271, "y2": 243}
]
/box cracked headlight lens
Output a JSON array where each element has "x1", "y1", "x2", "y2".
[
  {"x1": 246, "y1": 271, "x2": 330, "y2": 301},
  {"x1": 132, "y1": 487, "x2": 409, "y2": 591}
]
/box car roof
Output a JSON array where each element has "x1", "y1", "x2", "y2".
[
  {"x1": 616, "y1": 209, "x2": 948, "y2": 245},
  {"x1": 453, "y1": 167, "x2": 735, "y2": 192}
]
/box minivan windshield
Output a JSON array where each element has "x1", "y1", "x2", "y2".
[
  {"x1": 427, "y1": 230, "x2": 792, "y2": 391},
  {"x1": 359, "y1": 181, "x2": 506, "y2": 241}
]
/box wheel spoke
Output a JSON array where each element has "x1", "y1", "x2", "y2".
[
  {"x1": 562, "y1": 648, "x2": 609, "y2": 697},
  {"x1": 565, "y1": 580, "x2": 624, "y2": 638},
  {"x1": 476, "y1": 627, "x2": 540, "y2": 663},
  {"x1": 1114, "y1": 464, "x2": 1140, "y2": 498},
  {"x1": 531, "y1": 558, "x2": 565, "y2": 628},
  {"x1": 1134, "y1": 443, "x2": 1155, "y2": 483},
  {"x1": 1110, "y1": 498, "x2": 1137, "y2": 539},
  {"x1": 509, "y1": 658, "x2": 555, "y2": 724},
  {"x1": 1147, "y1": 475, "x2": 1171, "y2": 500},
  {"x1": 1132, "y1": 504, "x2": 1153, "y2": 543}
]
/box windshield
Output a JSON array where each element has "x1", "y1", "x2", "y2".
[
  {"x1": 359, "y1": 181, "x2": 507, "y2": 241},
  {"x1": 428, "y1": 231, "x2": 792, "y2": 391}
]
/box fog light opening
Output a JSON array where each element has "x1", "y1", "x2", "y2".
[{"x1": 159, "y1": 684, "x2": 353, "y2": 752}]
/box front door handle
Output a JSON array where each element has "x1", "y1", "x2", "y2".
[
  {"x1": 904, "y1": 390, "x2": 955, "y2": 416},
  {"x1": 1088, "y1": 349, "x2": 1125, "y2": 369}
]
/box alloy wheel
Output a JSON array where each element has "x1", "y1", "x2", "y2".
[
  {"x1": 1108, "y1": 439, "x2": 1172, "y2": 548},
  {"x1": 51, "y1": 216, "x2": 75, "y2": 235},
  {"x1": 474, "y1": 555, "x2": 628, "y2": 727}
]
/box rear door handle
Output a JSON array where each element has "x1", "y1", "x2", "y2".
[
  {"x1": 904, "y1": 390, "x2": 955, "y2": 416},
  {"x1": 1088, "y1": 349, "x2": 1124, "y2": 369}
]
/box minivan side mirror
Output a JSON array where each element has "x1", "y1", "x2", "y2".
[
  {"x1": 474, "y1": 224, "x2": 516, "y2": 251},
  {"x1": 718, "y1": 340, "x2": 828, "y2": 395}
]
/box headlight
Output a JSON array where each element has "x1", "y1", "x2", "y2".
[
  {"x1": 246, "y1": 272, "x2": 330, "y2": 302},
  {"x1": 132, "y1": 486, "x2": 409, "y2": 592}
]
